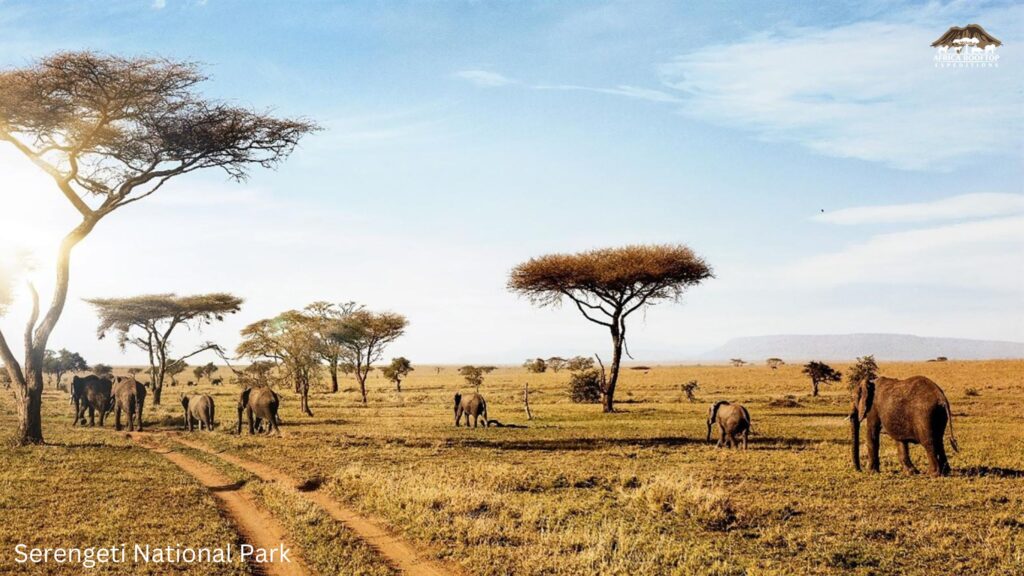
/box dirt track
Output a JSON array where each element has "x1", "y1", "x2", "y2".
[
  {"x1": 170, "y1": 434, "x2": 456, "y2": 576},
  {"x1": 131, "y1": 434, "x2": 307, "y2": 576}
]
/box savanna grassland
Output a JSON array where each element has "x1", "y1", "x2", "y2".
[{"x1": 1, "y1": 360, "x2": 1022, "y2": 576}]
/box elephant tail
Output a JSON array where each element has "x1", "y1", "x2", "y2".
[{"x1": 945, "y1": 401, "x2": 959, "y2": 453}]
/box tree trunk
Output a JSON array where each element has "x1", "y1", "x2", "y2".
[
  {"x1": 812, "y1": 380, "x2": 820, "y2": 397},
  {"x1": 300, "y1": 382, "x2": 313, "y2": 416},
  {"x1": 524, "y1": 383, "x2": 533, "y2": 420},
  {"x1": 153, "y1": 365, "x2": 166, "y2": 406},
  {"x1": 602, "y1": 329, "x2": 623, "y2": 413},
  {"x1": 14, "y1": 368, "x2": 45, "y2": 445},
  {"x1": 329, "y1": 363, "x2": 339, "y2": 394},
  {"x1": 357, "y1": 372, "x2": 368, "y2": 404}
]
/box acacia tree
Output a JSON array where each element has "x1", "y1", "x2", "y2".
[
  {"x1": 165, "y1": 359, "x2": 187, "y2": 386},
  {"x1": 237, "y1": 311, "x2": 321, "y2": 416},
  {"x1": 305, "y1": 301, "x2": 360, "y2": 393},
  {"x1": 509, "y1": 244, "x2": 712, "y2": 412},
  {"x1": 43, "y1": 348, "x2": 88, "y2": 389},
  {"x1": 331, "y1": 310, "x2": 408, "y2": 404},
  {"x1": 766, "y1": 358, "x2": 785, "y2": 370},
  {"x1": 193, "y1": 361, "x2": 218, "y2": 383},
  {"x1": 86, "y1": 293, "x2": 242, "y2": 405},
  {"x1": 381, "y1": 357, "x2": 413, "y2": 392},
  {"x1": 801, "y1": 361, "x2": 842, "y2": 397},
  {"x1": 0, "y1": 52, "x2": 315, "y2": 444}
]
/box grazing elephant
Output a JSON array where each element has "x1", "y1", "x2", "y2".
[
  {"x1": 70, "y1": 375, "x2": 113, "y2": 427},
  {"x1": 237, "y1": 386, "x2": 280, "y2": 435},
  {"x1": 851, "y1": 375, "x2": 959, "y2": 476},
  {"x1": 181, "y1": 394, "x2": 216, "y2": 432},
  {"x1": 454, "y1": 392, "x2": 488, "y2": 428},
  {"x1": 110, "y1": 376, "x2": 147, "y2": 432},
  {"x1": 707, "y1": 401, "x2": 751, "y2": 449}
]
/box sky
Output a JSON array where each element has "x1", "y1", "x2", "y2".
[{"x1": 0, "y1": 0, "x2": 1021, "y2": 366}]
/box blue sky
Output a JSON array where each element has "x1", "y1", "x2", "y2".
[{"x1": 0, "y1": 0, "x2": 1021, "y2": 364}]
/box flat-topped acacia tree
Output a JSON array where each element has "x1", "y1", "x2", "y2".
[
  {"x1": 86, "y1": 293, "x2": 243, "y2": 405},
  {"x1": 0, "y1": 52, "x2": 316, "y2": 444},
  {"x1": 509, "y1": 244, "x2": 712, "y2": 412}
]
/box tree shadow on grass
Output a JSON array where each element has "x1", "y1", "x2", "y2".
[{"x1": 958, "y1": 466, "x2": 1024, "y2": 478}]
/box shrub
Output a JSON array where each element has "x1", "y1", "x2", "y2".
[
  {"x1": 965, "y1": 387, "x2": 980, "y2": 397},
  {"x1": 569, "y1": 369, "x2": 603, "y2": 403}
]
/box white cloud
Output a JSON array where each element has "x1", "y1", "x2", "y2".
[
  {"x1": 453, "y1": 70, "x2": 517, "y2": 87},
  {"x1": 815, "y1": 193, "x2": 1024, "y2": 225},
  {"x1": 152, "y1": 0, "x2": 166, "y2": 9},
  {"x1": 658, "y1": 8, "x2": 1023, "y2": 170},
  {"x1": 535, "y1": 83, "x2": 681, "y2": 103},
  {"x1": 787, "y1": 215, "x2": 1024, "y2": 290}
]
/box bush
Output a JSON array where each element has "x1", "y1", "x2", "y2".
[
  {"x1": 965, "y1": 387, "x2": 980, "y2": 397},
  {"x1": 569, "y1": 369, "x2": 602, "y2": 403}
]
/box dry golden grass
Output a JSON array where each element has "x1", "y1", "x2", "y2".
[{"x1": 2, "y1": 360, "x2": 1022, "y2": 575}]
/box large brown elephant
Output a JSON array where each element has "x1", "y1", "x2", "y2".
[
  {"x1": 237, "y1": 386, "x2": 280, "y2": 435},
  {"x1": 851, "y1": 375, "x2": 959, "y2": 476},
  {"x1": 111, "y1": 376, "x2": 146, "y2": 432},
  {"x1": 706, "y1": 401, "x2": 751, "y2": 449},
  {"x1": 454, "y1": 392, "x2": 488, "y2": 428},
  {"x1": 181, "y1": 394, "x2": 216, "y2": 432},
  {"x1": 70, "y1": 375, "x2": 113, "y2": 427}
]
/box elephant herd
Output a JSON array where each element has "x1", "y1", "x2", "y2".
[
  {"x1": 68, "y1": 371, "x2": 961, "y2": 476},
  {"x1": 68, "y1": 374, "x2": 282, "y2": 435}
]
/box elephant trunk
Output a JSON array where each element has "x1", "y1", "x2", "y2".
[{"x1": 850, "y1": 410, "x2": 861, "y2": 471}]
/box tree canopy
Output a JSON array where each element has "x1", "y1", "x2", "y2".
[
  {"x1": 381, "y1": 357, "x2": 414, "y2": 392},
  {"x1": 237, "y1": 310, "x2": 322, "y2": 416},
  {"x1": 509, "y1": 244, "x2": 711, "y2": 412}
]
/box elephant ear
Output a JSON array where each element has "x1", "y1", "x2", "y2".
[{"x1": 856, "y1": 381, "x2": 874, "y2": 421}]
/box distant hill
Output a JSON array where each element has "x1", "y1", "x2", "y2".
[{"x1": 699, "y1": 333, "x2": 1024, "y2": 362}]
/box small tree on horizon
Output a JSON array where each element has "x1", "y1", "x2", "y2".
[
  {"x1": 381, "y1": 357, "x2": 413, "y2": 392},
  {"x1": 766, "y1": 358, "x2": 785, "y2": 370},
  {"x1": 91, "y1": 363, "x2": 113, "y2": 378},
  {"x1": 86, "y1": 293, "x2": 242, "y2": 405},
  {"x1": 523, "y1": 358, "x2": 547, "y2": 373},
  {"x1": 847, "y1": 355, "x2": 879, "y2": 388},
  {"x1": 0, "y1": 51, "x2": 315, "y2": 445},
  {"x1": 730, "y1": 358, "x2": 747, "y2": 367},
  {"x1": 546, "y1": 357, "x2": 567, "y2": 373},
  {"x1": 459, "y1": 365, "x2": 488, "y2": 390},
  {"x1": 802, "y1": 361, "x2": 842, "y2": 397},
  {"x1": 43, "y1": 348, "x2": 88, "y2": 390},
  {"x1": 509, "y1": 245, "x2": 712, "y2": 413}
]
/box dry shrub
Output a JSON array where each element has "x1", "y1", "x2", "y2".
[
  {"x1": 634, "y1": 475, "x2": 737, "y2": 531},
  {"x1": 767, "y1": 395, "x2": 802, "y2": 408}
]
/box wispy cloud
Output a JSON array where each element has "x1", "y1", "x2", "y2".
[
  {"x1": 788, "y1": 214, "x2": 1024, "y2": 290},
  {"x1": 453, "y1": 70, "x2": 517, "y2": 87},
  {"x1": 535, "y1": 84, "x2": 681, "y2": 103},
  {"x1": 152, "y1": 0, "x2": 167, "y2": 9},
  {"x1": 659, "y1": 7, "x2": 1023, "y2": 170},
  {"x1": 815, "y1": 193, "x2": 1024, "y2": 225}
]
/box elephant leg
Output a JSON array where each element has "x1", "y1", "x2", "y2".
[
  {"x1": 716, "y1": 424, "x2": 724, "y2": 448},
  {"x1": 866, "y1": 419, "x2": 881, "y2": 473},
  {"x1": 247, "y1": 408, "x2": 255, "y2": 435},
  {"x1": 743, "y1": 430, "x2": 749, "y2": 450},
  {"x1": 88, "y1": 406, "x2": 96, "y2": 426},
  {"x1": 898, "y1": 441, "x2": 918, "y2": 475},
  {"x1": 127, "y1": 407, "x2": 135, "y2": 432},
  {"x1": 115, "y1": 406, "x2": 123, "y2": 431},
  {"x1": 920, "y1": 438, "x2": 942, "y2": 476}
]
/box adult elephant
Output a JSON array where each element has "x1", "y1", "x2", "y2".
[
  {"x1": 111, "y1": 376, "x2": 147, "y2": 432},
  {"x1": 851, "y1": 375, "x2": 959, "y2": 476},
  {"x1": 237, "y1": 386, "x2": 280, "y2": 435},
  {"x1": 706, "y1": 401, "x2": 751, "y2": 449},
  {"x1": 181, "y1": 394, "x2": 216, "y2": 432},
  {"x1": 70, "y1": 375, "x2": 113, "y2": 427},
  {"x1": 454, "y1": 392, "x2": 488, "y2": 428}
]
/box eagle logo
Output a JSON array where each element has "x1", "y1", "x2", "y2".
[{"x1": 931, "y1": 24, "x2": 1002, "y2": 53}]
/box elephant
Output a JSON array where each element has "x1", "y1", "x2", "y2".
[
  {"x1": 851, "y1": 375, "x2": 959, "y2": 476},
  {"x1": 707, "y1": 401, "x2": 751, "y2": 449},
  {"x1": 110, "y1": 376, "x2": 147, "y2": 432},
  {"x1": 237, "y1": 386, "x2": 280, "y2": 435},
  {"x1": 70, "y1": 375, "x2": 113, "y2": 427},
  {"x1": 181, "y1": 394, "x2": 216, "y2": 432},
  {"x1": 454, "y1": 392, "x2": 488, "y2": 428}
]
